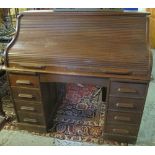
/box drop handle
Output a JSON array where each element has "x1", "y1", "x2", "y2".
[
  {"x1": 116, "y1": 102, "x2": 134, "y2": 108},
  {"x1": 114, "y1": 116, "x2": 131, "y2": 121},
  {"x1": 117, "y1": 87, "x2": 137, "y2": 93},
  {"x1": 23, "y1": 118, "x2": 37, "y2": 123},
  {"x1": 112, "y1": 128, "x2": 129, "y2": 134},
  {"x1": 20, "y1": 106, "x2": 35, "y2": 111},
  {"x1": 18, "y1": 93, "x2": 33, "y2": 99},
  {"x1": 16, "y1": 80, "x2": 31, "y2": 85}
]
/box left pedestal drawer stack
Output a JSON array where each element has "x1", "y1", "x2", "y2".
[{"x1": 8, "y1": 73, "x2": 48, "y2": 132}]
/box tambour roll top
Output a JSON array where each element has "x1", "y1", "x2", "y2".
[{"x1": 5, "y1": 11, "x2": 152, "y2": 80}]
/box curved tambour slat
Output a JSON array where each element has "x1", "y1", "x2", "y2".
[{"x1": 5, "y1": 11, "x2": 152, "y2": 80}]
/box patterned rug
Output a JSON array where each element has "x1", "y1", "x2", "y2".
[
  {"x1": 1, "y1": 82, "x2": 128, "y2": 146},
  {"x1": 51, "y1": 83, "x2": 105, "y2": 144}
]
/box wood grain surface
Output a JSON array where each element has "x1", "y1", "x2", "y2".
[{"x1": 4, "y1": 11, "x2": 152, "y2": 80}]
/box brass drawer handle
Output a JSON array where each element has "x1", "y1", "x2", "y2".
[
  {"x1": 18, "y1": 93, "x2": 33, "y2": 99},
  {"x1": 20, "y1": 106, "x2": 35, "y2": 111},
  {"x1": 23, "y1": 118, "x2": 37, "y2": 123},
  {"x1": 114, "y1": 116, "x2": 131, "y2": 121},
  {"x1": 19, "y1": 63, "x2": 45, "y2": 69},
  {"x1": 112, "y1": 128, "x2": 129, "y2": 134},
  {"x1": 116, "y1": 102, "x2": 134, "y2": 108},
  {"x1": 16, "y1": 80, "x2": 31, "y2": 85},
  {"x1": 117, "y1": 87, "x2": 137, "y2": 93}
]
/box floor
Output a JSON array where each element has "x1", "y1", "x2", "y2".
[
  {"x1": 0, "y1": 130, "x2": 97, "y2": 146},
  {"x1": 0, "y1": 49, "x2": 155, "y2": 146},
  {"x1": 136, "y1": 49, "x2": 155, "y2": 145}
]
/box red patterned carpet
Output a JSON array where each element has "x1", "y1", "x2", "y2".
[{"x1": 1, "y1": 83, "x2": 127, "y2": 145}]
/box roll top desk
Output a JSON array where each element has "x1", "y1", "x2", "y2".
[{"x1": 3, "y1": 11, "x2": 152, "y2": 144}]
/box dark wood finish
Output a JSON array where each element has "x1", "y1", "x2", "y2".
[
  {"x1": 40, "y1": 83, "x2": 57, "y2": 129},
  {"x1": 11, "y1": 87, "x2": 41, "y2": 102},
  {"x1": 3, "y1": 11, "x2": 152, "y2": 144},
  {"x1": 103, "y1": 133, "x2": 137, "y2": 143},
  {"x1": 105, "y1": 123, "x2": 139, "y2": 136},
  {"x1": 106, "y1": 110, "x2": 142, "y2": 125},
  {"x1": 110, "y1": 81, "x2": 147, "y2": 98},
  {"x1": 18, "y1": 63, "x2": 46, "y2": 69},
  {"x1": 40, "y1": 74, "x2": 109, "y2": 87},
  {"x1": 9, "y1": 73, "x2": 40, "y2": 88},
  {"x1": 108, "y1": 97, "x2": 145, "y2": 112},
  {"x1": 17, "y1": 111, "x2": 46, "y2": 125},
  {"x1": 4, "y1": 11, "x2": 152, "y2": 81},
  {"x1": 17, "y1": 122, "x2": 47, "y2": 132},
  {"x1": 15, "y1": 101, "x2": 43, "y2": 113}
]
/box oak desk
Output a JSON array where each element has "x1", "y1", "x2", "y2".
[{"x1": 4, "y1": 11, "x2": 152, "y2": 144}]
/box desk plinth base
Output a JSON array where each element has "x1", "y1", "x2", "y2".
[
  {"x1": 17, "y1": 123, "x2": 47, "y2": 133},
  {"x1": 103, "y1": 133, "x2": 137, "y2": 144}
]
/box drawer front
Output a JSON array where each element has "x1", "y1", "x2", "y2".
[
  {"x1": 9, "y1": 74, "x2": 40, "y2": 88},
  {"x1": 108, "y1": 97, "x2": 145, "y2": 112},
  {"x1": 12, "y1": 87, "x2": 41, "y2": 102},
  {"x1": 105, "y1": 123, "x2": 139, "y2": 136},
  {"x1": 107, "y1": 111, "x2": 142, "y2": 125},
  {"x1": 15, "y1": 101, "x2": 43, "y2": 114},
  {"x1": 17, "y1": 111, "x2": 45, "y2": 125},
  {"x1": 110, "y1": 82, "x2": 147, "y2": 98}
]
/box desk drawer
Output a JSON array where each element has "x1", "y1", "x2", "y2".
[
  {"x1": 109, "y1": 97, "x2": 145, "y2": 112},
  {"x1": 105, "y1": 123, "x2": 139, "y2": 136},
  {"x1": 12, "y1": 87, "x2": 41, "y2": 102},
  {"x1": 110, "y1": 82, "x2": 147, "y2": 98},
  {"x1": 107, "y1": 111, "x2": 142, "y2": 125},
  {"x1": 9, "y1": 74, "x2": 40, "y2": 88},
  {"x1": 17, "y1": 111, "x2": 45, "y2": 125},
  {"x1": 15, "y1": 101, "x2": 43, "y2": 114}
]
